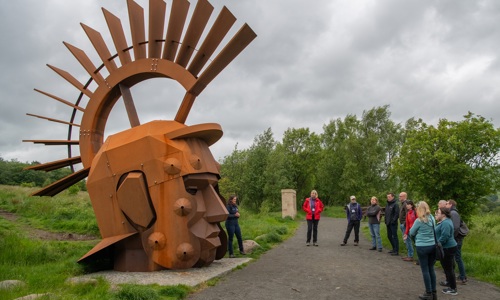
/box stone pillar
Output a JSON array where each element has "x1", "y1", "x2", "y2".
[{"x1": 281, "y1": 189, "x2": 297, "y2": 219}]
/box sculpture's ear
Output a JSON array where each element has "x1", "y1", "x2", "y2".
[{"x1": 166, "y1": 123, "x2": 223, "y2": 146}]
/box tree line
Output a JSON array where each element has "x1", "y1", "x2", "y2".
[
  {"x1": 1, "y1": 105, "x2": 499, "y2": 219},
  {"x1": 0, "y1": 158, "x2": 86, "y2": 192},
  {"x1": 218, "y1": 106, "x2": 500, "y2": 220}
]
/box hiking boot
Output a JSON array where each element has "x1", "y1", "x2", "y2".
[
  {"x1": 240, "y1": 251, "x2": 246, "y2": 255},
  {"x1": 442, "y1": 288, "x2": 458, "y2": 295},
  {"x1": 459, "y1": 278, "x2": 468, "y2": 285},
  {"x1": 432, "y1": 290, "x2": 437, "y2": 300},
  {"x1": 306, "y1": 242, "x2": 311, "y2": 246},
  {"x1": 340, "y1": 242, "x2": 346, "y2": 246},
  {"x1": 313, "y1": 243, "x2": 318, "y2": 247},
  {"x1": 439, "y1": 281, "x2": 449, "y2": 287},
  {"x1": 378, "y1": 249, "x2": 383, "y2": 252},
  {"x1": 390, "y1": 252, "x2": 399, "y2": 256},
  {"x1": 414, "y1": 260, "x2": 420, "y2": 265},
  {"x1": 388, "y1": 250, "x2": 394, "y2": 253},
  {"x1": 418, "y1": 291, "x2": 433, "y2": 300},
  {"x1": 402, "y1": 257, "x2": 413, "y2": 262},
  {"x1": 354, "y1": 241, "x2": 358, "y2": 246},
  {"x1": 369, "y1": 247, "x2": 376, "y2": 250},
  {"x1": 229, "y1": 254, "x2": 235, "y2": 258}
]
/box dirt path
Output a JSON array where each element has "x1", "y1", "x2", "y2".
[
  {"x1": 0, "y1": 209, "x2": 97, "y2": 241},
  {"x1": 188, "y1": 217, "x2": 500, "y2": 300}
]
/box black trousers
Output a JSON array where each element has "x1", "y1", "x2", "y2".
[
  {"x1": 442, "y1": 246, "x2": 458, "y2": 289},
  {"x1": 306, "y1": 219, "x2": 319, "y2": 243},
  {"x1": 343, "y1": 220, "x2": 360, "y2": 243}
]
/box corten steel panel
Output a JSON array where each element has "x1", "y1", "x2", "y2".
[
  {"x1": 187, "y1": 6, "x2": 236, "y2": 76},
  {"x1": 83, "y1": 120, "x2": 227, "y2": 269},
  {"x1": 24, "y1": 156, "x2": 82, "y2": 172},
  {"x1": 33, "y1": 89, "x2": 85, "y2": 112},
  {"x1": 26, "y1": 0, "x2": 255, "y2": 271},
  {"x1": 189, "y1": 23, "x2": 257, "y2": 96},
  {"x1": 31, "y1": 167, "x2": 90, "y2": 196},
  {"x1": 103, "y1": 8, "x2": 133, "y2": 66},
  {"x1": 162, "y1": 0, "x2": 190, "y2": 61},
  {"x1": 47, "y1": 65, "x2": 93, "y2": 98},
  {"x1": 118, "y1": 84, "x2": 140, "y2": 127},
  {"x1": 116, "y1": 172, "x2": 155, "y2": 228},
  {"x1": 26, "y1": 113, "x2": 80, "y2": 127},
  {"x1": 81, "y1": 23, "x2": 118, "y2": 72},
  {"x1": 22, "y1": 140, "x2": 79, "y2": 145},
  {"x1": 175, "y1": 0, "x2": 213, "y2": 68},
  {"x1": 79, "y1": 59, "x2": 197, "y2": 166},
  {"x1": 148, "y1": 0, "x2": 166, "y2": 59},
  {"x1": 64, "y1": 42, "x2": 106, "y2": 86},
  {"x1": 127, "y1": 0, "x2": 147, "y2": 60}
]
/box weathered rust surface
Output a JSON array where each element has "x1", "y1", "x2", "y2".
[{"x1": 24, "y1": 0, "x2": 256, "y2": 271}]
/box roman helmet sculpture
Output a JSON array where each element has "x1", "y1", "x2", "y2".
[{"x1": 24, "y1": 0, "x2": 256, "y2": 271}]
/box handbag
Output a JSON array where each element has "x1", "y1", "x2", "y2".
[
  {"x1": 432, "y1": 219, "x2": 445, "y2": 260},
  {"x1": 458, "y1": 220, "x2": 469, "y2": 237}
]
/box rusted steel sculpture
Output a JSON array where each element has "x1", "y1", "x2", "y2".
[{"x1": 23, "y1": 0, "x2": 256, "y2": 271}]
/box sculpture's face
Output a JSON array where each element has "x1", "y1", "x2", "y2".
[{"x1": 85, "y1": 121, "x2": 228, "y2": 270}]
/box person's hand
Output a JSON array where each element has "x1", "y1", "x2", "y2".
[
  {"x1": 403, "y1": 234, "x2": 407, "y2": 241},
  {"x1": 235, "y1": 212, "x2": 240, "y2": 218}
]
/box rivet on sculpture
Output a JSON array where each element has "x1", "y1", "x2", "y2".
[{"x1": 23, "y1": 0, "x2": 256, "y2": 271}]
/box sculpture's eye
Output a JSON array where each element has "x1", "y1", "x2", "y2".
[{"x1": 186, "y1": 188, "x2": 197, "y2": 195}]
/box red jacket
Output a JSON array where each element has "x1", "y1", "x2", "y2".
[
  {"x1": 405, "y1": 209, "x2": 417, "y2": 235},
  {"x1": 302, "y1": 197, "x2": 324, "y2": 220}
]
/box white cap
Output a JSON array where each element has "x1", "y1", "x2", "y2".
[{"x1": 350, "y1": 195, "x2": 356, "y2": 200}]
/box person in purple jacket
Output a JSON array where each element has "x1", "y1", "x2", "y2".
[{"x1": 341, "y1": 195, "x2": 362, "y2": 246}]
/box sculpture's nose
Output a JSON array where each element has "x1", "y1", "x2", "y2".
[{"x1": 183, "y1": 173, "x2": 228, "y2": 223}]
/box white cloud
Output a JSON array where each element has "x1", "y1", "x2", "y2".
[{"x1": 1, "y1": 0, "x2": 500, "y2": 165}]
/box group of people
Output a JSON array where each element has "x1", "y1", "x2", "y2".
[
  {"x1": 408, "y1": 199, "x2": 468, "y2": 299},
  {"x1": 301, "y1": 190, "x2": 469, "y2": 299}
]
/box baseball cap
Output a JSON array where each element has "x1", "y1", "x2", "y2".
[{"x1": 350, "y1": 196, "x2": 356, "y2": 200}]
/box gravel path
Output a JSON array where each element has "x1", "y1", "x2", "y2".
[{"x1": 188, "y1": 217, "x2": 500, "y2": 300}]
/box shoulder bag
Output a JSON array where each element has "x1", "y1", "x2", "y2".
[{"x1": 432, "y1": 219, "x2": 445, "y2": 261}]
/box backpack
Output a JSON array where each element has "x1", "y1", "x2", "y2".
[{"x1": 458, "y1": 220, "x2": 469, "y2": 237}]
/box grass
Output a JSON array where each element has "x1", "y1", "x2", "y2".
[
  {"x1": 360, "y1": 212, "x2": 500, "y2": 287},
  {"x1": 0, "y1": 185, "x2": 300, "y2": 299}
]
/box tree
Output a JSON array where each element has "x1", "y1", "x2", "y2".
[
  {"x1": 393, "y1": 113, "x2": 500, "y2": 219},
  {"x1": 219, "y1": 144, "x2": 248, "y2": 202},
  {"x1": 239, "y1": 128, "x2": 276, "y2": 211},
  {"x1": 280, "y1": 128, "x2": 321, "y2": 201},
  {"x1": 318, "y1": 106, "x2": 403, "y2": 205}
]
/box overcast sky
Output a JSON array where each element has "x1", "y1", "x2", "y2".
[{"x1": 2, "y1": 0, "x2": 500, "y2": 166}]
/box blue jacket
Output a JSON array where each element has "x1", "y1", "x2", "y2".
[
  {"x1": 346, "y1": 202, "x2": 362, "y2": 222},
  {"x1": 436, "y1": 218, "x2": 457, "y2": 249},
  {"x1": 226, "y1": 204, "x2": 239, "y2": 222},
  {"x1": 409, "y1": 215, "x2": 436, "y2": 247}
]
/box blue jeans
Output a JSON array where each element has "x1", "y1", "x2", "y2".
[
  {"x1": 226, "y1": 220, "x2": 243, "y2": 255},
  {"x1": 386, "y1": 223, "x2": 399, "y2": 253},
  {"x1": 416, "y1": 245, "x2": 437, "y2": 292},
  {"x1": 400, "y1": 224, "x2": 414, "y2": 257},
  {"x1": 368, "y1": 223, "x2": 382, "y2": 249},
  {"x1": 454, "y1": 239, "x2": 467, "y2": 280}
]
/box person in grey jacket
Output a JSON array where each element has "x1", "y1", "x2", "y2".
[
  {"x1": 436, "y1": 207, "x2": 458, "y2": 295},
  {"x1": 385, "y1": 192, "x2": 399, "y2": 255},
  {"x1": 446, "y1": 199, "x2": 468, "y2": 285},
  {"x1": 366, "y1": 196, "x2": 383, "y2": 251}
]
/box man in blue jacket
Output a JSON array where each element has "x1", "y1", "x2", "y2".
[{"x1": 341, "y1": 195, "x2": 362, "y2": 246}]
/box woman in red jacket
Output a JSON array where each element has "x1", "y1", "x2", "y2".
[
  {"x1": 403, "y1": 200, "x2": 417, "y2": 262},
  {"x1": 302, "y1": 190, "x2": 324, "y2": 246}
]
